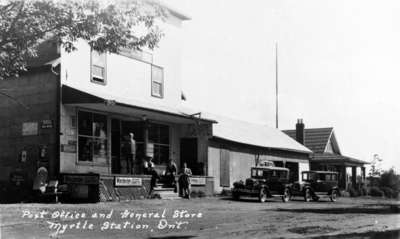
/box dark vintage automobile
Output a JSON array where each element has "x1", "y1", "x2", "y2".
[
  {"x1": 231, "y1": 166, "x2": 291, "y2": 202},
  {"x1": 290, "y1": 171, "x2": 339, "y2": 202}
]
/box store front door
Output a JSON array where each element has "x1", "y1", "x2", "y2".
[{"x1": 180, "y1": 138, "x2": 198, "y2": 174}]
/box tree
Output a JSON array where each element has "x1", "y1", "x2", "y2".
[
  {"x1": 380, "y1": 168, "x2": 400, "y2": 191},
  {"x1": 368, "y1": 154, "x2": 383, "y2": 177},
  {"x1": 0, "y1": 0, "x2": 166, "y2": 80}
]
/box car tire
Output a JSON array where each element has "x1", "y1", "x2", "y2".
[
  {"x1": 259, "y1": 188, "x2": 267, "y2": 203},
  {"x1": 304, "y1": 188, "x2": 312, "y2": 202},
  {"x1": 330, "y1": 190, "x2": 338, "y2": 202},
  {"x1": 282, "y1": 188, "x2": 291, "y2": 202}
]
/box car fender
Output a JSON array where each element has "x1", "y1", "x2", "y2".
[
  {"x1": 284, "y1": 184, "x2": 292, "y2": 194},
  {"x1": 259, "y1": 184, "x2": 270, "y2": 195},
  {"x1": 329, "y1": 186, "x2": 339, "y2": 195},
  {"x1": 303, "y1": 185, "x2": 314, "y2": 195}
]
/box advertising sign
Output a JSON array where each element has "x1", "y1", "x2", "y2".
[
  {"x1": 115, "y1": 177, "x2": 142, "y2": 187},
  {"x1": 190, "y1": 177, "x2": 206, "y2": 185},
  {"x1": 22, "y1": 122, "x2": 38, "y2": 136}
]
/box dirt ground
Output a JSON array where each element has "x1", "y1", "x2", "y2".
[{"x1": 0, "y1": 196, "x2": 399, "y2": 239}]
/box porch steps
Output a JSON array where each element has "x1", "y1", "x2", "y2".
[{"x1": 151, "y1": 186, "x2": 181, "y2": 200}]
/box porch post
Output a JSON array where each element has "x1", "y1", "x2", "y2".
[
  {"x1": 340, "y1": 165, "x2": 347, "y2": 190},
  {"x1": 143, "y1": 121, "x2": 149, "y2": 155},
  {"x1": 351, "y1": 166, "x2": 357, "y2": 189},
  {"x1": 361, "y1": 166, "x2": 366, "y2": 183}
]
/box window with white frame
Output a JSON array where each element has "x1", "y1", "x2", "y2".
[
  {"x1": 91, "y1": 50, "x2": 107, "y2": 84},
  {"x1": 78, "y1": 111, "x2": 108, "y2": 163},
  {"x1": 151, "y1": 65, "x2": 164, "y2": 98}
]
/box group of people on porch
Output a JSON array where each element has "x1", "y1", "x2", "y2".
[{"x1": 124, "y1": 132, "x2": 193, "y2": 198}]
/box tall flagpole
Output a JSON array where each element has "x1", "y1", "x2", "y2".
[{"x1": 275, "y1": 42, "x2": 279, "y2": 129}]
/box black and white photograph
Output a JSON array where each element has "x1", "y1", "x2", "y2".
[{"x1": 0, "y1": 0, "x2": 399, "y2": 238}]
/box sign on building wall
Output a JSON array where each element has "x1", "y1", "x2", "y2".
[
  {"x1": 190, "y1": 177, "x2": 206, "y2": 186},
  {"x1": 22, "y1": 122, "x2": 38, "y2": 136},
  {"x1": 114, "y1": 177, "x2": 142, "y2": 187},
  {"x1": 41, "y1": 119, "x2": 53, "y2": 129},
  {"x1": 61, "y1": 144, "x2": 77, "y2": 153}
]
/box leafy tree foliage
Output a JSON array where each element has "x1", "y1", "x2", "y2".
[
  {"x1": 0, "y1": 0, "x2": 166, "y2": 80},
  {"x1": 379, "y1": 168, "x2": 400, "y2": 192}
]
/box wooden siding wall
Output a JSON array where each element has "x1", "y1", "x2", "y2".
[
  {"x1": 0, "y1": 70, "x2": 58, "y2": 185},
  {"x1": 208, "y1": 138, "x2": 310, "y2": 193}
]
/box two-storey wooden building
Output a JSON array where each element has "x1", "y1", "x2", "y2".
[{"x1": 0, "y1": 3, "x2": 312, "y2": 202}]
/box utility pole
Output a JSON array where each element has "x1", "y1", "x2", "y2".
[{"x1": 275, "y1": 42, "x2": 279, "y2": 129}]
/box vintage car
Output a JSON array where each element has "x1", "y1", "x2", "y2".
[
  {"x1": 231, "y1": 166, "x2": 291, "y2": 202},
  {"x1": 290, "y1": 171, "x2": 339, "y2": 202}
]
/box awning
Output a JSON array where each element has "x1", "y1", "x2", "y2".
[
  {"x1": 61, "y1": 85, "x2": 216, "y2": 124},
  {"x1": 312, "y1": 153, "x2": 369, "y2": 166}
]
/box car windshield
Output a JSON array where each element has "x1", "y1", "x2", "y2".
[
  {"x1": 251, "y1": 168, "x2": 287, "y2": 179},
  {"x1": 325, "y1": 173, "x2": 338, "y2": 181},
  {"x1": 251, "y1": 169, "x2": 266, "y2": 177}
]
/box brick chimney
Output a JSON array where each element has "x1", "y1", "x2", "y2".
[{"x1": 296, "y1": 119, "x2": 305, "y2": 145}]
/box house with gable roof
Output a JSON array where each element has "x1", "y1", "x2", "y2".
[{"x1": 283, "y1": 119, "x2": 368, "y2": 190}]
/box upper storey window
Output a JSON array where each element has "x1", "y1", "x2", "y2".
[
  {"x1": 91, "y1": 50, "x2": 107, "y2": 85},
  {"x1": 151, "y1": 65, "x2": 164, "y2": 98}
]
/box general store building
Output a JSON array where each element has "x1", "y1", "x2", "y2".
[{"x1": 0, "y1": 4, "x2": 312, "y2": 202}]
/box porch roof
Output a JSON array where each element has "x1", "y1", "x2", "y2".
[
  {"x1": 206, "y1": 114, "x2": 312, "y2": 154},
  {"x1": 61, "y1": 84, "x2": 217, "y2": 124},
  {"x1": 312, "y1": 153, "x2": 369, "y2": 166}
]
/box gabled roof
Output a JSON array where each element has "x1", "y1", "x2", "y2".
[
  {"x1": 282, "y1": 127, "x2": 339, "y2": 154},
  {"x1": 282, "y1": 127, "x2": 368, "y2": 165},
  {"x1": 205, "y1": 114, "x2": 312, "y2": 154}
]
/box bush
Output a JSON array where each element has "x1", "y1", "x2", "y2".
[
  {"x1": 360, "y1": 186, "x2": 368, "y2": 196},
  {"x1": 340, "y1": 190, "x2": 350, "y2": 197},
  {"x1": 369, "y1": 186, "x2": 384, "y2": 197},
  {"x1": 220, "y1": 189, "x2": 232, "y2": 196},
  {"x1": 380, "y1": 186, "x2": 399, "y2": 198},
  {"x1": 380, "y1": 169, "x2": 400, "y2": 192},
  {"x1": 348, "y1": 187, "x2": 360, "y2": 197}
]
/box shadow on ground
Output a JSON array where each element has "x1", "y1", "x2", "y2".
[
  {"x1": 311, "y1": 229, "x2": 400, "y2": 239},
  {"x1": 275, "y1": 205, "x2": 400, "y2": 214},
  {"x1": 148, "y1": 236, "x2": 196, "y2": 239},
  {"x1": 219, "y1": 197, "x2": 287, "y2": 203}
]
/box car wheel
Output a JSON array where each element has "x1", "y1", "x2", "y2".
[
  {"x1": 282, "y1": 188, "x2": 291, "y2": 202},
  {"x1": 259, "y1": 188, "x2": 267, "y2": 203},
  {"x1": 304, "y1": 188, "x2": 312, "y2": 202},
  {"x1": 330, "y1": 190, "x2": 338, "y2": 202},
  {"x1": 312, "y1": 196, "x2": 319, "y2": 201}
]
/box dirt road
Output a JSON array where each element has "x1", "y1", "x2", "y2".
[{"x1": 0, "y1": 196, "x2": 399, "y2": 239}]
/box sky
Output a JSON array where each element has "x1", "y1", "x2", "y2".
[{"x1": 169, "y1": 0, "x2": 400, "y2": 172}]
